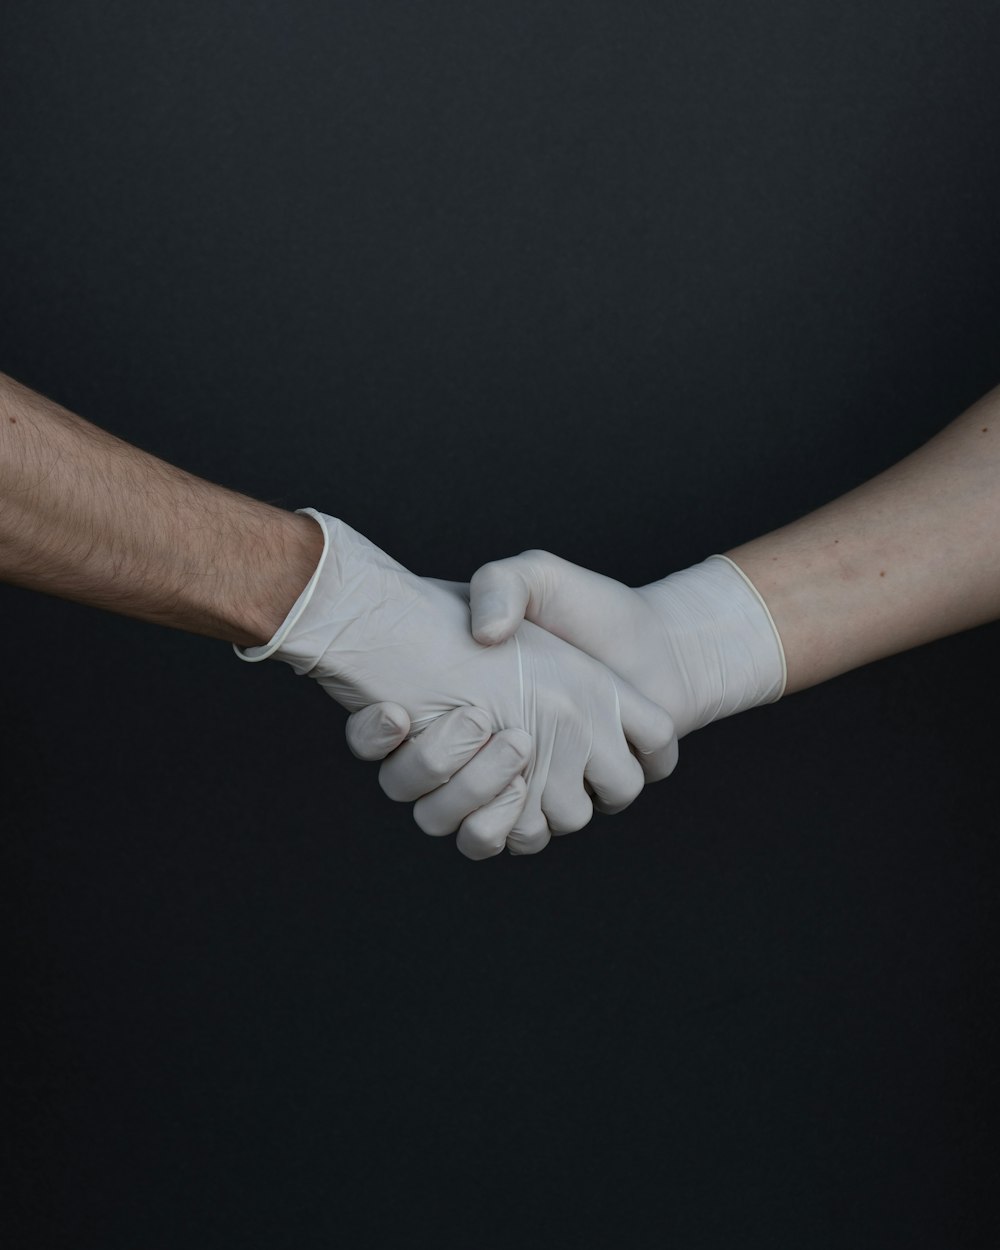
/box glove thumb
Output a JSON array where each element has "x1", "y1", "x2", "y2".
[
  {"x1": 469, "y1": 554, "x2": 544, "y2": 645},
  {"x1": 345, "y1": 701, "x2": 412, "y2": 760}
]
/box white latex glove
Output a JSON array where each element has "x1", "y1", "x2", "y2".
[
  {"x1": 344, "y1": 552, "x2": 785, "y2": 835},
  {"x1": 467, "y1": 550, "x2": 787, "y2": 740},
  {"x1": 233, "y1": 511, "x2": 677, "y2": 859},
  {"x1": 344, "y1": 701, "x2": 536, "y2": 859}
]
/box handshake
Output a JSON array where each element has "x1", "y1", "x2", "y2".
[{"x1": 235, "y1": 510, "x2": 786, "y2": 860}]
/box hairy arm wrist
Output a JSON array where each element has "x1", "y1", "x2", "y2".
[{"x1": 0, "y1": 371, "x2": 324, "y2": 646}]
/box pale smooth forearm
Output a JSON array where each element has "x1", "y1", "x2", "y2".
[
  {"x1": 726, "y1": 384, "x2": 1000, "y2": 693},
  {"x1": 0, "y1": 371, "x2": 323, "y2": 646}
]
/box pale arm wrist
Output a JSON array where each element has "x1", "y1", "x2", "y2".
[
  {"x1": 0, "y1": 371, "x2": 324, "y2": 647},
  {"x1": 725, "y1": 384, "x2": 1000, "y2": 693}
]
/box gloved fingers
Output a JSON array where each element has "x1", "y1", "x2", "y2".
[
  {"x1": 539, "y1": 744, "x2": 595, "y2": 835},
  {"x1": 500, "y1": 727, "x2": 554, "y2": 856},
  {"x1": 344, "y1": 701, "x2": 412, "y2": 761},
  {"x1": 633, "y1": 734, "x2": 679, "y2": 784},
  {"x1": 378, "y1": 705, "x2": 493, "y2": 802},
  {"x1": 471, "y1": 550, "x2": 608, "y2": 646},
  {"x1": 583, "y1": 733, "x2": 646, "y2": 815},
  {"x1": 505, "y1": 787, "x2": 552, "y2": 856},
  {"x1": 455, "y1": 776, "x2": 528, "y2": 860},
  {"x1": 469, "y1": 555, "x2": 538, "y2": 644},
  {"x1": 613, "y1": 678, "x2": 679, "y2": 783},
  {"x1": 542, "y1": 794, "x2": 594, "y2": 835},
  {"x1": 412, "y1": 728, "x2": 532, "y2": 836}
]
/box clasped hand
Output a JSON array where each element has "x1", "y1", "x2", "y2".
[{"x1": 235, "y1": 513, "x2": 681, "y2": 859}]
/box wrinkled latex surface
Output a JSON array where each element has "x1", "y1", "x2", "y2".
[
  {"x1": 234, "y1": 511, "x2": 676, "y2": 853},
  {"x1": 469, "y1": 550, "x2": 787, "y2": 740}
]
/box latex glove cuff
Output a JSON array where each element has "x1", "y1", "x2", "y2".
[{"x1": 232, "y1": 507, "x2": 330, "y2": 670}]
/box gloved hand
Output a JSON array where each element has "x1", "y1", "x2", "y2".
[
  {"x1": 233, "y1": 511, "x2": 678, "y2": 859},
  {"x1": 467, "y1": 549, "x2": 787, "y2": 739},
  {"x1": 345, "y1": 548, "x2": 785, "y2": 837},
  {"x1": 344, "y1": 700, "x2": 537, "y2": 860}
]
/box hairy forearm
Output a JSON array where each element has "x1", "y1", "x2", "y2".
[
  {"x1": 726, "y1": 384, "x2": 1000, "y2": 694},
  {"x1": 0, "y1": 371, "x2": 323, "y2": 646}
]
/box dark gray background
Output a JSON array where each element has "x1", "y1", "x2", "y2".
[{"x1": 2, "y1": 2, "x2": 998, "y2": 1246}]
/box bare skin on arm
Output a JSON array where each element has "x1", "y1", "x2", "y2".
[
  {"x1": 346, "y1": 381, "x2": 1000, "y2": 838},
  {"x1": 726, "y1": 383, "x2": 1000, "y2": 692},
  {"x1": 0, "y1": 370, "x2": 323, "y2": 646},
  {"x1": 1, "y1": 370, "x2": 676, "y2": 855},
  {"x1": 0, "y1": 370, "x2": 531, "y2": 848}
]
